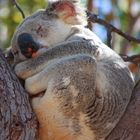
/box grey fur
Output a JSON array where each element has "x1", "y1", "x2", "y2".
[{"x1": 10, "y1": 0, "x2": 134, "y2": 140}]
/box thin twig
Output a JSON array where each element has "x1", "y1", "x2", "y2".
[
  {"x1": 12, "y1": 0, "x2": 25, "y2": 19},
  {"x1": 120, "y1": 54, "x2": 140, "y2": 64},
  {"x1": 87, "y1": 11, "x2": 140, "y2": 44},
  {"x1": 107, "y1": 28, "x2": 112, "y2": 48}
]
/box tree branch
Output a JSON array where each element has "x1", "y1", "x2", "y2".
[
  {"x1": 121, "y1": 54, "x2": 140, "y2": 64},
  {"x1": 87, "y1": 11, "x2": 140, "y2": 64},
  {"x1": 107, "y1": 28, "x2": 112, "y2": 48},
  {"x1": 87, "y1": 11, "x2": 140, "y2": 44}
]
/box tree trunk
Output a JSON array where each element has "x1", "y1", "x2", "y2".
[
  {"x1": 0, "y1": 49, "x2": 38, "y2": 140},
  {"x1": 107, "y1": 80, "x2": 140, "y2": 140}
]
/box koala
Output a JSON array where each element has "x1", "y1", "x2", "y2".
[{"x1": 9, "y1": 0, "x2": 134, "y2": 140}]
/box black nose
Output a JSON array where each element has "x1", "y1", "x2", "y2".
[{"x1": 17, "y1": 33, "x2": 39, "y2": 58}]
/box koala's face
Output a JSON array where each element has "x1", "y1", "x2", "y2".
[
  {"x1": 10, "y1": 0, "x2": 86, "y2": 63},
  {"x1": 11, "y1": 9, "x2": 72, "y2": 62}
]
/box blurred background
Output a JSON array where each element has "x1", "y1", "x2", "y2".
[{"x1": 0, "y1": 0, "x2": 140, "y2": 73}]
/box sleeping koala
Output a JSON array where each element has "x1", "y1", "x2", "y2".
[{"x1": 9, "y1": 0, "x2": 134, "y2": 140}]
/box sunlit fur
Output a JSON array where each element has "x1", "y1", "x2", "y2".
[{"x1": 10, "y1": 0, "x2": 134, "y2": 140}]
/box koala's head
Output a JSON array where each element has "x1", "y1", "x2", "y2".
[{"x1": 9, "y1": 0, "x2": 87, "y2": 63}]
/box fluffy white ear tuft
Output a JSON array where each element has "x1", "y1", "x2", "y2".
[
  {"x1": 49, "y1": 0, "x2": 77, "y2": 18},
  {"x1": 47, "y1": 0, "x2": 87, "y2": 25}
]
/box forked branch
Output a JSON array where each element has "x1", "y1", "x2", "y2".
[
  {"x1": 87, "y1": 11, "x2": 140, "y2": 64},
  {"x1": 87, "y1": 12, "x2": 140, "y2": 44}
]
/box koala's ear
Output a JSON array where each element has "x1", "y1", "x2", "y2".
[
  {"x1": 52, "y1": 1, "x2": 76, "y2": 18},
  {"x1": 48, "y1": 0, "x2": 77, "y2": 21},
  {"x1": 47, "y1": 0, "x2": 87, "y2": 25}
]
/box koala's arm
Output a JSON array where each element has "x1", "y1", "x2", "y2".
[
  {"x1": 15, "y1": 39, "x2": 97, "y2": 79},
  {"x1": 24, "y1": 54, "x2": 96, "y2": 95}
]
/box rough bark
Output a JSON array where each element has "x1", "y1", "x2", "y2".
[
  {"x1": 0, "y1": 49, "x2": 38, "y2": 140},
  {"x1": 106, "y1": 81, "x2": 140, "y2": 140}
]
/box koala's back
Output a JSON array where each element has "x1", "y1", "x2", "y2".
[
  {"x1": 10, "y1": 0, "x2": 134, "y2": 139},
  {"x1": 30, "y1": 35, "x2": 134, "y2": 140},
  {"x1": 13, "y1": 26, "x2": 134, "y2": 140}
]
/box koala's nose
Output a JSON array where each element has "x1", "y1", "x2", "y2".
[{"x1": 17, "y1": 33, "x2": 39, "y2": 58}]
